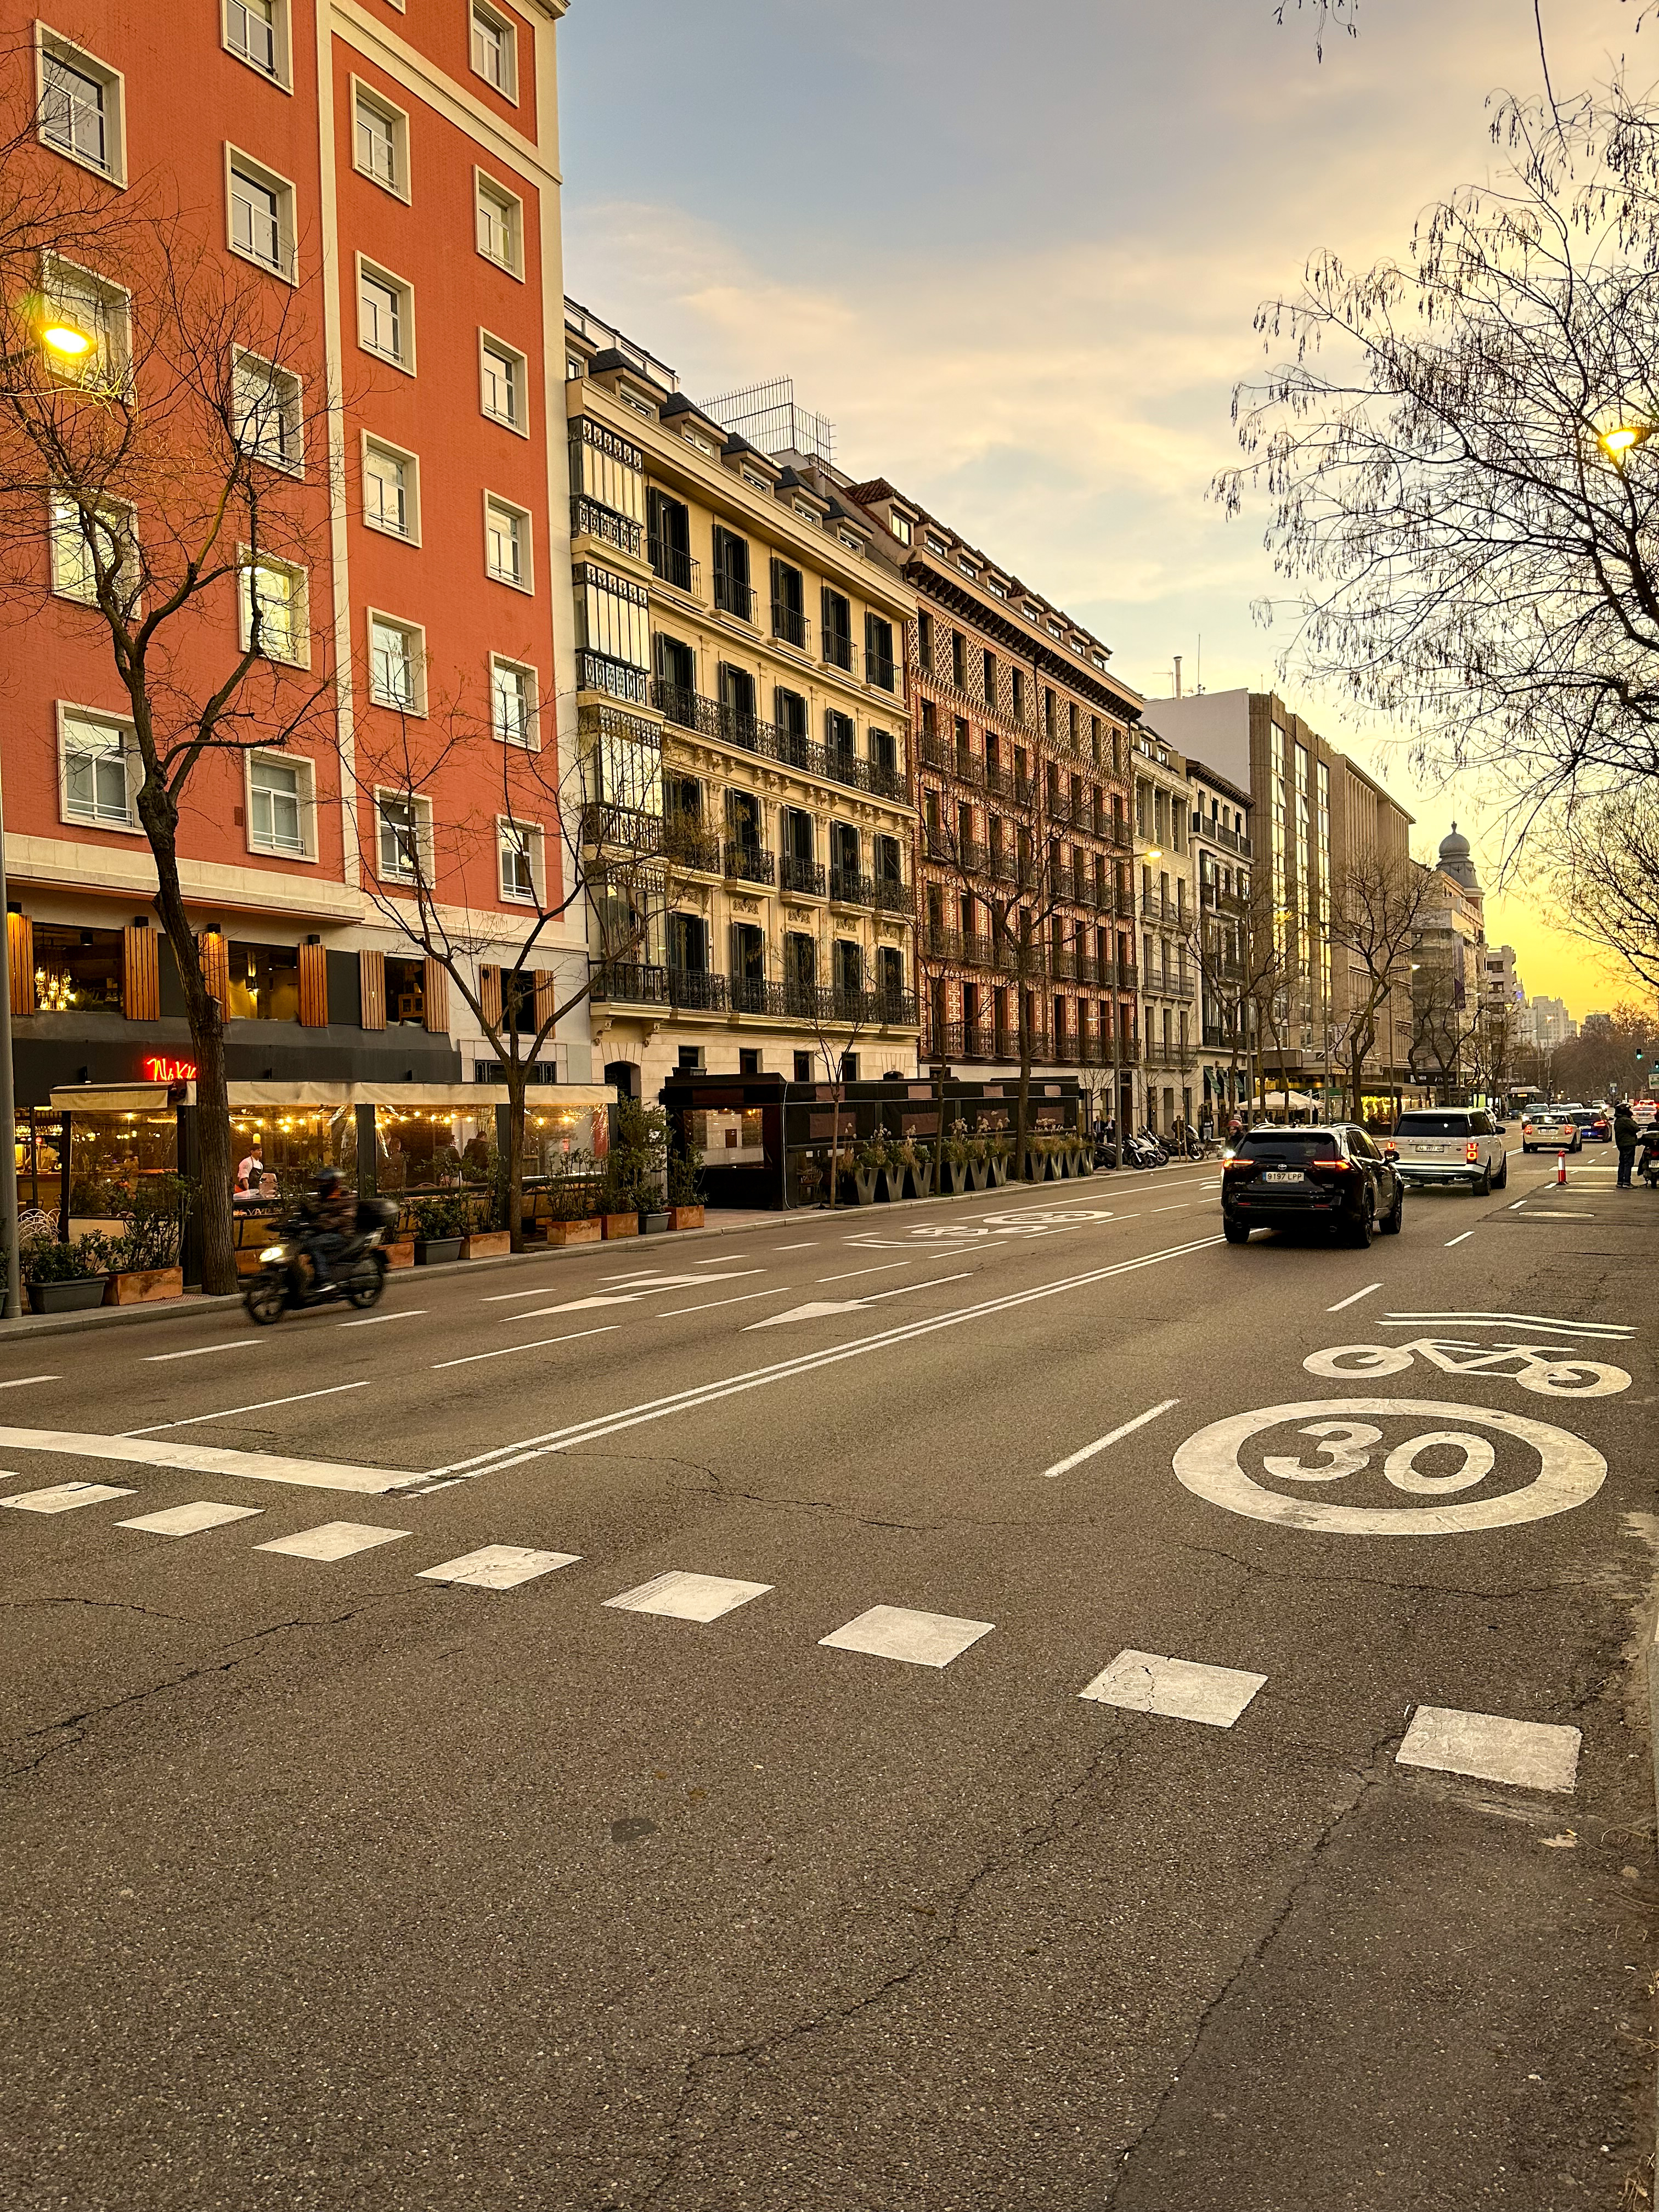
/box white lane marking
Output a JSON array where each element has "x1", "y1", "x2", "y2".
[
  {"x1": 1327, "y1": 1283, "x2": 1383, "y2": 1313},
  {"x1": 423, "y1": 1236, "x2": 1225, "y2": 1481},
  {"x1": 506, "y1": 1270, "x2": 766, "y2": 1319},
  {"x1": 123, "y1": 1380, "x2": 371, "y2": 1436},
  {"x1": 0, "y1": 1428, "x2": 421, "y2": 1494},
  {"x1": 1444, "y1": 1232, "x2": 1474, "y2": 1247},
  {"x1": 341, "y1": 1309, "x2": 426, "y2": 1328},
  {"x1": 484, "y1": 1287, "x2": 567, "y2": 1303},
  {"x1": 1380, "y1": 1311, "x2": 1634, "y2": 1339},
  {"x1": 1152, "y1": 1203, "x2": 1189, "y2": 1213},
  {"x1": 1039, "y1": 1398, "x2": 1182, "y2": 1479},
  {"x1": 694, "y1": 1254, "x2": 747, "y2": 1263},
  {"x1": 1508, "y1": 1199, "x2": 1527, "y2": 1210},
  {"x1": 773, "y1": 1241, "x2": 818, "y2": 1250},
  {"x1": 256, "y1": 1521, "x2": 410, "y2": 1562},
  {"x1": 1523, "y1": 1210, "x2": 1597, "y2": 1219},
  {"x1": 657, "y1": 1288, "x2": 790, "y2": 1318},
  {"x1": 819, "y1": 1261, "x2": 910, "y2": 1283},
  {"x1": 605, "y1": 1570, "x2": 772, "y2": 1623},
  {"x1": 419, "y1": 1544, "x2": 579, "y2": 1590},
  {"x1": 2, "y1": 1481, "x2": 134, "y2": 1513},
  {"x1": 432, "y1": 1325, "x2": 620, "y2": 1370},
  {"x1": 1397, "y1": 1706, "x2": 1579, "y2": 1793},
  {"x1": 144, "y1": 1340, "x2": 264, "y2": 1364},
  {"x1": 748, "y1": 1274, "x2": 977, "y2": 1329},
  {"x1": 819, "y1": 1604, "x2": 993, "y2": 1669},
  {"x1": 117, "y1": 1500, "x2": 263, "y2": 1537},
  {"x1": 0, "y1": 1375, "x2": 60, "y2": 1390},
  {"x1": 1080, "y1": 1649, "x2": 1266, "y2": 1728}
]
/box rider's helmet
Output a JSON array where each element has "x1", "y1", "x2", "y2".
[{"x1": 313, "y1": 1166, "x2": 342, "y2": 1196}]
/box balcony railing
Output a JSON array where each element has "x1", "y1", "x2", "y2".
[
  {"x1": 867, "y1": 647, "x2": 896, "y2": 692},
  {"x1": 661, "y1": 815, "x2": 721, "y2": 873},
  {"x1": 1142, "y1": 1040, "x2": 1198, "y2": 1071},
  {"x1": 714, "y1": 570, "x2": 757, "y2": 623},
  {"x1": 591, "y1": 961, "x2": 669, "y2": 1007},
  {"x1": 1049, "y1": 947, "x2": 1076, "y2": 980},
  {"x1": 652, "y1": 680, "x2": 909, "y2": 802},
  {"x1": 667, "y1": 967, "x2": 729, "y2": 1012},
  {"x1": 828, "y1": 868, "x2": 874, "y2": 907},
  {"x1": 727, "y1": 976, "x2": 917, "y2": 1027},
  {"x1": 771, "y1": 599, "x2": 811, "y2": 650},
  {"x1": 723, "y1": 840, "x2": 776, "y2": 885},
  {"x1": 579, "y1": 802, "x2": 663, "y2": 855},
  {"x1": 647, "y1": 537, "x2": 699, "y2": 595},
  {"x1": 572, "y1": 497, "x2": 643, "y2": 560},
  {"x1": 822, "y1": 630, "x2": 856, "y2": 675},
  {"x1": 872, "y1": 876, "x2": 914, "y2": 916},
  {"x1": 576, "y1": 651, "x2": 650, "y2": 706},
  {"x1": 781, "y1": 855, "x2": 826, "y2": 896}
]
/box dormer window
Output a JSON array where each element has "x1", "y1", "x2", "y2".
[
  {"x1": 741, "y1": 469, "x2": 769, "y2": 493},
  {"x1": 682, "y1": 426, "x2": 715, "y2": 456},
  {"x1": 925, "y1": 534, "x2": 949, "y2": 557},
  {"x1": 839, "y1": 531, "x2": 861, "y2": 552},
  {"x1": 793, "y1": 500, "x2": 820, "y2": 527},
  {"x1": 888, "y1": 512, "x2": 912, "y2": 545},
  {"x1": 617, "y1": 388, "x2": 654, "y2": 420},
  {"x1": 987, "y1": 579, "x2": 1007, "y2": 600},
  {"x1": 957, "y1": 556, "x2": 975, "y2": 579}
]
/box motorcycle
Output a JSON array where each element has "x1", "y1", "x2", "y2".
[
  {"x1": 243, "y1": 1198, "x2": 400, "y2": 1325},
  {"x1": 1124, "y1": 1129, "x2": 1167, "y2": 1170},
  {"x1": 1641, "y1": 1144, "x2": 1659, "y2": 1189}
]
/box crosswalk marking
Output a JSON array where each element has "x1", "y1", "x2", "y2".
[
  {"x1": 2, "y1": 1481, "x2": 134, "y2": 1514},
  {"x1": 0, "y1": 1425, "x2": 422, "y2": 1494},
  {"x1": 419, "y1": 1544, "x2": 580, "y2": 1590},
  {"x1": 1396, "y1": 1705, "x2": 1580, "y2": 1793},
  {"x1": 605, "y1": 1570, "x2": 772, "y2": 1623},
  {"x1": 819, "y1": 1604, "x2": 994, "y2": 1669},
  {"x1": 1079, "y1": 1649, "x2": 1266, "y2": 1729},
  {"x1": 254, "y1": 1521, "x2": 411, "y2": 1562},
  {"x1": 117, "y1": 1500, "x2": 264, "y2": 1537}
]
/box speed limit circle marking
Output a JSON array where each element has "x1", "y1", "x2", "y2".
[{"x1": 1173, "y1": 1398, "x2": 1606, "y2": 1535}]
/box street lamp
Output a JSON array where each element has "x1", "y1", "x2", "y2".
[
  {"x1": 1599, "y1": 422, "x2": 1655, "y2": 460},
  {"x1": 41, "y1": 319, "x2": 93, "y2": 361}
]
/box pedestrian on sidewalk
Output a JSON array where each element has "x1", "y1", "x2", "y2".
[{"x1": 1615, "y1": 1098, "x2": 1639, "y2": 1187}]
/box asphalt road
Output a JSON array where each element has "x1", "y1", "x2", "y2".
[{"x1": 2, "y1": 1149, "x2": 1654, "y2": 2210}]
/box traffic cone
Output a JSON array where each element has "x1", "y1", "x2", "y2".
[{"x1": 1557, "y1": 1149, "x2": 1567, "y2": 1185}]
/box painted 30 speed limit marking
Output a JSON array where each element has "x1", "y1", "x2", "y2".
[{"x1": 1173, "y1": 1398, "x2": 1606, "y2": 1536}]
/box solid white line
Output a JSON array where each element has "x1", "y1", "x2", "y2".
[
  {"x1": 124, "y1": 1380, "x2": 371, "y2": 1436},
  {"x1": 0, "y1": 1375, "x2": 60, "y2": 1390},
  {"x1": 856, "y1": 1271, "x2": 973, "y2": 1305},
  {"x1": 432, "y1": 1324, "x2": 620, "y2": 1370},
  {"x1": 341, "y1": 1308, "x2": 426, "y2": 1328},
  {"x1": 1444, "y1": 1232, "x2": 1474, "y2": 1248},
  {"x1": 144, "y1": 1340, "x2": 264, "y2": 1364},
  {"x1": 695, "y1": 1254, "x2": 746, "y2": 1263},
  {"x1": 423, "y1": 1234, "x2": 1224, "y2": 1481},
  {"x1": 484, "y1": 1286, "x2": 566, "y2": 1303},
  {"x1": 1380, "y1": 1310, "x2": 1634, "y2": 1339},
  {"x1": 1040, "y1": 1399, "x2": 1182, "y2": 1480},
  {"x1": 1327, "y1": 1283, "x2": 1383, "y2": 1313},
  {"x1": 820, "y1": 1261, "x2": 910, "y2": 1283},
  {"x1": 657, "y1": 1288, "x2": 788, "y2": 1317},
  {"x1": 774, "y1": 1241, "x2": 817, "y2": 1250},
  {"x1": 0, "y1": 1427, "x2": 419, "y2": 1494},
  {"x1": 1152, "y1": 1204, "x2": 1189, "y2": 1213}
]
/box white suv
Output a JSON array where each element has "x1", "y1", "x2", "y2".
[{"x1": 1386, "y1": 1108, "x2": 1509, "y2": 1193}]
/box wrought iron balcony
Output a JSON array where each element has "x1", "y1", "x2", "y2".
[
  {"x1": 648, "y1": 537, "x2": 699, "y2": 594},
  {"x1": 591, "y1": 960, "x2": 669, "y2": 1006},
  {"x1": 571, "y1": 496, "x2": 643, "y2": 560},
  {"x1": 667, "y1": 967, "x2": 729, "y2": 1012},
  {"x1": 781, "y1": 855, "x2": 826, "y2": 896},
  {"x1": 872, "y1": 876, "x2": 914, "y2": 916},
  {"x1": 713, "y1": 570, "x2": 757, "y2": 622},
  {"x1": 576, "y1": 651, "x2": 650, "y2": 707},
  {"x1": 661, "y1": 814, "x2": 721, "y2": 873},
  {"x1": 650, "y1": 679, "x2": 910, "y2": 804},
  {"x1": 723, "y1": 841, "x2": 776, "y2": 885},
  {"x1": 822, "y1": 630, "x2": 856, "y2": 675},
  {"x1": 866, "y1": 645, "x2": 896, "y2": 692},
  {"x1": 579, "y1": 802, "x2": 664, "y2": 855},
  {"x1": 828, "y1": 869, "x2": 874, "y2": 907}
]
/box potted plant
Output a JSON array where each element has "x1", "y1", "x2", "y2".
[
  {"x1": 535, "y1": 1150, "x2": 603, "y2": 1245},
  {"x1": 966, "y1": 1129, "x2": 990, "y2": 1192},
  {"x1": 667, "y1": 1146, "x2": 705, "y2": 1231},
  {"x1": 24, "y1": 1231, "x2": 116, "y2": 1314},
  {"x1": 411, "y1": 1192, "x2": 469, "y2": 1264},
  {"x1": 103, "y1": 1173, "x2": 192, "y2": 1305},
  {"x1": 853, "y1": 1130, "x2": 889, "y2": 1206},
  {"x1": 987, "y1": 1133, "x2": 1011, "y2": 1187},
  {"x1": 941, "y1": 1119, "x2": 973, "y2": 1198}
]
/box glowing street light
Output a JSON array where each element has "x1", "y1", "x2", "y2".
[
  {"x1": 1598, "y1": 421, "x2": 1656, "y2": 461},
  {"x1": 41, "y1": 318, "x2": 93, "y2": 361}
]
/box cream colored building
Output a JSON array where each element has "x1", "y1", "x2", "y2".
[
  {"x1": 563, "y1": 305, "x2": 920, "y2": 1096},
  {"x1": 1130, "y1": 725, "x2": 1198, "y2": 1133}
]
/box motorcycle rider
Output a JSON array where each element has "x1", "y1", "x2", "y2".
[{"x1": 298, "y1": 1165, "x2": 356, "y2": 1292}]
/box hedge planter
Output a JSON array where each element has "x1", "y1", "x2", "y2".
[
  {"x1": 601, "y1": 1212, "x2": 639, "y2": 1240},
  {"x1": 545, "y1": 1219, "x2": 602, "y2": 1247},
  {"x1": 104, "y1": 1265, "x2": 184, "y2": 1307},
  {"x1": 29, "y1": 1276, "x2": 108, "y2": 1314},
  {"x1": 854, "y1": 1169, "x2": 878, "y2": 1206},
  {"x1": 667, "y1": 1205, "x2": 704, "y2": 1231},
  {"x1": 461, "y1": 1231, "x2": 510, "y2": 1261},
  {"x1": 386, "y1": 1240, "x2": 415, "y2": 1270},
  {"x1": 415, "y1": 1236, "x2": 464, "y2": 1266},
  {"x1": 640, "y1": 1210, "x2": 670, "y2": 1235}
]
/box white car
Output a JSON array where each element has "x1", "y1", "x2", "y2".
[
  {"x1": 1520, "y1": 1104, "x2": 1582, "y2": 1154},
  {"x1": 1386, "y1": 1108, "x2": 1509, "y2": 1193}
]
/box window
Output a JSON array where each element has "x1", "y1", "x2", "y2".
[
  {"x1": 353, "y1": 87, "x2": 408, "y2": 197},
  {"x1": 358, "y1": 259, "x2": 413, "y2": 369},
  {"x1": 240, "y1": 558, "x2": 307, "y2": 664},
  {"x1": 470, "y1": 3, "x2": 516, "y2": 96},
  {"x1": 247, "y1": 752, "x2": 311, "y2": 856},
  {"x1": 499, "y1": 819, "x2": 540, "y2": 903},
  {"x1": 368, "y1": 613, "x2": 423, "y2": 711},
  {"x1": 227, "y1": 150, "x2": 295, "y2": 278},
  {"x1": 866, "y1": 613, "x2": 895, "y2": 692},
  {"x1": 59, "y1": 708, "x2": 135, "y2": 829},
  {"x1": 793, "y1": 500, "x2": 821, "y2": 526},
  {"x1": 925, "y1": 534, "x2": 949, "y2": 557},
  {"x1": 484, "y1": 495, "x2": 531, "y2": 590},
  {"x1": 362, "y1": 437, "x2": 417, "y2": 540},
  {"x1": 232, "y1": 352, "x2": 303, "y2": 471},
  {"x1": 491, "y1": 656, "x2": 535, "y2": 747},
  {"x1": 475, "y1": 173, "x2": 522, "y2": 273},
  {"x1": 480, "y1": 335, "x2": 526, "y2": 431},
  {"x1": 50, "y1": 492, "x2": 136, "y2": 607},
  {"x1": 376, "y1": 792, "x2": 427, "y2": 882},
  {"x1": 224, "y1": 0, "x2": 287, "y2": 83},
  {"x1": 712, "y1": 525, "x2": 752, "y2": 619},
  {"x1": 226, "y1": 940, "x2": 301, "y2": 1020},
  {"x1": 38, "y1": 35, "x2": 122, "y2": 181},
  {"x1": 42, "y1": 258, "x2": 129, "y2": 387},
  {"x1": 889, "y1": 511, "x2": 912, "y2": 545}
]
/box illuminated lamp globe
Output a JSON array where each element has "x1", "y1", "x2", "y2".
[
  {"x1": 1599, "y1": 423, "x2": 1654, "y2": 458},
  {"x1": 41, "y1": 320, "x2": 93, "y2": 360}
]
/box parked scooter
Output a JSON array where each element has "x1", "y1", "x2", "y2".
[
  {"x1": 1124, "y1": 1128, "x2": 1167, "y2": 1170},
  {"x1": 243, "y1": 1198, "x2": 400, "y2": 1324}
]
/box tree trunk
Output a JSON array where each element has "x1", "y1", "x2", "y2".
[
  {"x1": 147, "y1": 854, "x2": 235, "y2": 1294},
  {"x1": 827, "y1": 1088, "x2": 840, "y2": 1210},
  {"x1": 1015, "y1": 989, "x2": 1033, "y2": 1180},
  {"x1": 505, "y1": 1057, "x2": 527, "y2": 1253}
]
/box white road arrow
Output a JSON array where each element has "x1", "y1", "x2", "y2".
[
  {"x1": 512, "y1": 1270, "x2": 762, "y2": 1320},
  {"x1": 746, "y1": 1272, "x2": 972, "y2": 1329}
]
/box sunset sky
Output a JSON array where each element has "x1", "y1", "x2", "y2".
[{"x1": 561, "y1": 0, "x2": 1657, "y2": 1021}]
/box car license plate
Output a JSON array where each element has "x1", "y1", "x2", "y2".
[{"x1": 1263, "y1": 1170, "x2": 1303, "y2": 1183}]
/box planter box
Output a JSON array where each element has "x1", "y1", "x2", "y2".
[
  {"x1": 414, "y1": 1236, "x2": 464, "y2": 1266},
  {"x1": 385, "y1": 1240, "x2": 415, "y2": 1270},
  {"x1": 640, "y1": 1211, "x2": 670, "y2": 1235},
  {"x1": 104, "y1": 1265, "x2": 184, "y2": 1307},
  {"x1": 854, "y1": 1169, "x2": 878, "y2": 1206},
  {"x1": 667, "y1": 1205, "x2": 704, "y2": 1231},
  {"x1": 461, "y1": 1231, "x2": 510, "y2": 1260},
  {"x1": 945, "y1": 1161, "x2": 969, "y2": 1197},
  {"x1": 544, "y1": 1218, "x2": 602, "y2": 1247},
  {"x1": 989, "y1": 1158, "x2": 1009, "y2": 1187},
  {"x1": 968, "y1": 1158, "x2": 989, "y2": 1191},
  {"x1": 28, "y1": 1275, "x2": 109, "y2": 1314},
  {"x1": 601, "y1": 1212, "x2": 639, "y2": 1240}
]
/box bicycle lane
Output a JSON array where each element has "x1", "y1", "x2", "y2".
[{"x1": 1107, "y1": 1263, "x2": 1656, "y2": 2210}]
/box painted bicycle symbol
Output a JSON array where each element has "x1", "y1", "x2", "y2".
[{"x1": 1302, "y1": 1340, "x2": 1630, "y2": 1399}]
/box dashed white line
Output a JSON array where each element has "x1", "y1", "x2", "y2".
[
  {"x1": 819, "y1": 1261, "x2": 910, "y2": 1283},
  {"x1": 694, "y1": 1254, "x2": 747, "y2": 1264},
  {"x1": 1327, "y1": 1283, "x2": 1383, "y2": 1313},
  {"x1": 0, "y1": 1375, "x2": 60, "y2": 1390},
  {"x1": 1039, "y1": 1398, "x2": 1181, "y2": 1480},
  {"x1": 432, "y1": 1324, "x2": 620, "y2": 1370},
  {"x1": 658, "y1": 1288, "x2": 790, "y2": 1318},
  {"x1": 124, "y1": 1380, "x2": 371, "y2": 1436},
  {"x1": 774, "y1": 1241, "x2": 819, "y2": 1250},
  {"x1": 143, "y1": 1340, "x2": 264, "y2": 1364},
  {"x1": 1444, "y1": 1231, "x2": 1474, "y2": 1248},
  {"x1": 341, "y1": 1308, "x2": 426, "y2": 1328}
]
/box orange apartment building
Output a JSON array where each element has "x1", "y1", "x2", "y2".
[{"x1": 5, "y1": 1, "x2": 599, "y2": 1186}]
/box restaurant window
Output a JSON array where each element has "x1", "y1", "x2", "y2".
[
  {"x1": 385, "y1": 953, "x2": 427, "y2": 1025},
  {"x1": 32, "y1": 923, "x2": 124, "y2": 1012},
  {"x1": 226, "y1": 939, "x2": 300, "y2": 1020}
]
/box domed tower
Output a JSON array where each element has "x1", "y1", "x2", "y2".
[{"x1": 1437, "y1": 821, "x2": 1481, "y2": 894}]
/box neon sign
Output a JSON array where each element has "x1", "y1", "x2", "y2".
[{"x1": 142, "y1": 1056, "x2": 197, "y2": 1084}]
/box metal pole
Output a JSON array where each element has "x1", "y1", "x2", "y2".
[{"x1": 0, "y1": 754, "x2": 21, "y2": 1322}]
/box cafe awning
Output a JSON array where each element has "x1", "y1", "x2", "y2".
[{"x1": 48, "y1": 1081, "x2": 614, "y2": 1112}]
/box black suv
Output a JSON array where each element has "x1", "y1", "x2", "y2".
[{"x1": 1222, "y1": 1124, "x2": 1406, "y2": 1248}]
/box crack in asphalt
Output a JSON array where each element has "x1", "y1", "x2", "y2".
[
  {"x1": 1175, "y1": 1540, "x2": 1609, "y2": 1604},
  {"x1": 635, "y1": 1718, "x2": 1135, "y2": 2208},
  {"x1": 0, "y1": 1596, "x2": 190, "y2": 1622}
]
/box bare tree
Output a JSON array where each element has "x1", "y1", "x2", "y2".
[
  {"x1": 0, "y1": 106, "x2": 335, "y2": 1291},
  {"x1": 1329, "y1": 852, "x2": 1436, "y2": 1122},
  {"x1": 1407, "y1": 958, "x2": 1482, "y2": 1101}
]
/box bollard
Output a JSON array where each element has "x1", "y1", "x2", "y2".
[{"x1": 1557, "y1": 1148, "x2": 1567, "y2": 1185}]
